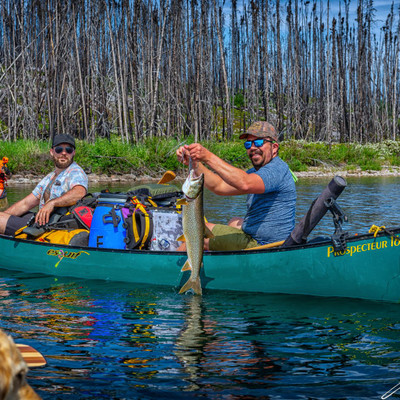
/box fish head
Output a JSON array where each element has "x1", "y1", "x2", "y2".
[{"x1": 182, "y1": 170, "x2": 204, "y2": 201}]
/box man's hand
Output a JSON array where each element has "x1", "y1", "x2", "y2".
[
  {"x1": 176, "y1": 144, "x2": 211, "y2": 171},
  {"x1": 183, "y1": 144, "x2": 210, "y2": 163},
  {"x1": 176, "y1": 146, "x2": 191, "y2": 166},
  {"x1": 35, "y1": 200, "x2": 56, "y2": 226},
  {"x1": 34, "y1": 185, "x2": 86, "y2": 226}
]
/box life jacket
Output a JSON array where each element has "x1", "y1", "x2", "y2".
[{"x1": 0, "y1": 156, "x2": 10, "y2": 197}]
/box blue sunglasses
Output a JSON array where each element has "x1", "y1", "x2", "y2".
[{"x1": 244, "y1": 138, "x2": 275, "y2": 150}]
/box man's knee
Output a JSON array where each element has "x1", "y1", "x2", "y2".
[
  {"x1": 228, "y1": 217, "x2": 243, "y2": 229},
  {"x1": 0, "y1": 212, "x2": 11, "y2": 235}
]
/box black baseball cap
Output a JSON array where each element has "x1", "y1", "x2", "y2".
[{"x1": 52, "y1": 134, "x2": 75, "y2": 148}]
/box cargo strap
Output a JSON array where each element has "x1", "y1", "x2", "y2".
[
  {"x1": 370, "y1": 225, "x2": 400, "y2": 245},
  {"x1": 369, "y1": 225, "x2": 386, "y2": 237},
  {"x1": 125, "y1": 197, "x2": 153, "y2": 250}
]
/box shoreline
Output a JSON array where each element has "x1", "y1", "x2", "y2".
[{"x1": 5, "y1": 166, "x2": 400, "y2": 186}]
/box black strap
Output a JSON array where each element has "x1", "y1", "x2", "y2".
[{"x1": 102, "y1": 207, "x2": 121, "y2": 228}]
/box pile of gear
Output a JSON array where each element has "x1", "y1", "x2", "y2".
[{"x1": 14, "y1": 178, "x2": 185, "y2": 251}]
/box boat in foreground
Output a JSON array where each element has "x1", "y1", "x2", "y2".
[{"x1": 1, "y1": 228, "x2": 399, "y2": 303}]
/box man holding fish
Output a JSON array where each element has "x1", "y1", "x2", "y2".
[{"x1": 176, "y1": 121, "x2": 296, "y2": 251}]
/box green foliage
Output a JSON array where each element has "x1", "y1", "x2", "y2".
[
  {"x1": 279, "y1": 141, "x2": 389, "y2": 171},
  {"x1": 233, "y1": 92, "x2": 245, "y2": 109},
  {"x1": 287, "y1": 159, "x2": 308, "y2": 172},
  {"x1": 1, "y1": 140, "x2": 52, "y2": 174},
  {"x1": 359, "y1": 160, "x2": 382, "y2": 171}
]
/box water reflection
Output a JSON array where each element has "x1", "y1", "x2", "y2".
[
  {"x1": 0, "y1": 270, "x2": 399, "y2": 398},
  {"x1": 173, "y1": 294, "x2": 284, "y2": 395},
  {"x1": 174, "y1": 296, "x2": 208, "y2": 391}
]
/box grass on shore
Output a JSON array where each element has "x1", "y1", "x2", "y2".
[{"x1": 1, "y1": 137, "x2": 400, "y2": 176}]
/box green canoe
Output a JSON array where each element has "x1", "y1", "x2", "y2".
[{"x1": 0, "y1": 229, "x2": 399, "y2": 303}]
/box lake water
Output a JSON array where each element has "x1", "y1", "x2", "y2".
[{"x1": 1, "y1": 176, "x2": 400, "y2": 399}]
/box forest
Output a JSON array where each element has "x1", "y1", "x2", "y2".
[{"x1": 0, "y1": 0, "x2": 399, "y2": 144}]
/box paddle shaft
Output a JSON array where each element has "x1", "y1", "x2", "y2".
[{"x1": 245, "y1": 240, "x2": 284, "y2": 251}]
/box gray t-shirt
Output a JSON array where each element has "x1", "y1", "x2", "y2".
[{"x1": 242, "y1": 156, "x2": 296, "y2": 244}]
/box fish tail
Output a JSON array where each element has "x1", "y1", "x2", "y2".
[{"x1": 179, "y1": 277, "x2": 202, "y2": 295}]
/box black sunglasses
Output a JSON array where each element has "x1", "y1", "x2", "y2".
[
  {"x1": 54, "y1": 146, "x2": 74, "y2": 154},
  {"x1": 244, "y1": 138, "x2": 275, "y2": 150}
]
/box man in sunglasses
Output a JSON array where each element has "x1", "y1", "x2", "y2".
[
  {"x1": 0, "y1": 134, "x2": 88, "y2": 236},
  {"x1": 176, "y1": 121, "x2": 296, "y2": 250}
]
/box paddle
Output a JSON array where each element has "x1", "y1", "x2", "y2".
[
  {"x1": 157, "y1": 170, "x2": 176, "y2": 184},
  {"x1": 16, "y1": 344, "x2": 47, "y2": 367},
  {"x1": 244, "y1": 240, "x2": 284, "y2": 251}
]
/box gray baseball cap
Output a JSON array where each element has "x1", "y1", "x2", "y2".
[{"x1": 239, "y1": 121, "x2": 278, "y2": 141}]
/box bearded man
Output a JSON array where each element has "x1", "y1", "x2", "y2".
[
  {"x1": 176, "y1": 121, "x2": 296, "y2": 251},
  {"x1": 0, "y1": 134, "x2": 88, "y2": 236}
]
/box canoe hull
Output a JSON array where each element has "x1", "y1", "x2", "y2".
[{"x1": 1, "y1": 232, "x2": 399, "y2": 303}]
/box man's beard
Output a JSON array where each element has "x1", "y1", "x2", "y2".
[
  {"x1": 250, "y1": 151, "x2": 263, "y2": 170},
  {"x1": 54, "y1": 157, "x2": 73, "y2": 169}
]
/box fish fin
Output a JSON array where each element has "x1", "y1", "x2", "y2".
[
  {"x1": 204, "y1": 226, "x2": 214, "y2": 239},
  {"x1": 181, "y1": 259, "x2": 192, "y2": 272},
  {"x1": 179, "y1": 277, "x2": 202, "y2": 295},
  {"x1": 176, "y1": 198, "x2": 188, "y2": 206},
  {"x1": 176, "y1": 234, "x2": 186, "y2": 242}
]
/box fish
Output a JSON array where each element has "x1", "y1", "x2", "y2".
[{"x1": 178, "y1": 169, "x2": 206, "y2": 295}]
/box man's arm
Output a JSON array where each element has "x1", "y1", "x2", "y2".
[
  {"x1": 4, "y1": 193, "x2": 40, "y2": 216},
  {"x1": 35, "y1": 185, "x2": 87, "y2": 226},
  {"x1": 178, "y1": 144, "x2": 265, "y2": 196}
]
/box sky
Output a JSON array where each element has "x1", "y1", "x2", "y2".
[
  {"x1": 231, "y1": 0, "x2": 398, "y2": 36},
  {"x1": 329, "y1": 0, "x2": 398, "y2": 29}
]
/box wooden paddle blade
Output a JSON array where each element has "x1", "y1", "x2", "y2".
[
  {"x1": 16, "y1": 344, "x2": 47, "y2": 367},
  {"x1": 157, "y1": 170, "x2": 176, "y2": 184}
]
